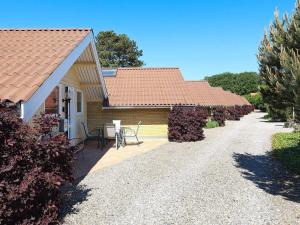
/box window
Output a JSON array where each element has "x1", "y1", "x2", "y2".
[
  {"x1": 77, "y1": 91, "x2": 83, "y2": 113},
  {"x1": 45, "y1": 86, "x2": 59, "y2": 114}
]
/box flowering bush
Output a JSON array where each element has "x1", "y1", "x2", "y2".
[
  {"x1": 212, "y1": 106, "x2": 226, "y2": 126},
  {"x1": 168, "y1": 106, "x2": 207, "y2": 142},
  {"x1": 0, "y1": 102, "x2": 74, "y2": 225}
]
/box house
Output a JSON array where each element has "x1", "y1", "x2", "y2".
[
  {"x1": 87, "y1": 67, "x2": 250, "y2": 137},
  {"x1": 0, "y1": 28, "x2": 250, "y2": 140},
  {"x1": 0, "y1": 28, "x2": 107, "y2": 139},
  {"x1": 87, "y1": 67, "x2": 191, "y2": 137}
]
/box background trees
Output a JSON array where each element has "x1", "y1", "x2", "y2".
[
  {"x1": 95, "y1": 30, "x2": 144, "y2": 68},
  {"x1": 205, "y1": 72, "x2": 259, "y2": 96},
  {"x1": 258, "y1": 1, "x2": 300, "y2": 121}
]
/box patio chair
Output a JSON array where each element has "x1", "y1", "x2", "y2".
[
  {"x1": 104, "y1": 123, "x2": 122, "y2": 149},
  {"x1": 113, "y1": 120, "x2": 121, "y2": 133},
  {"x1": 81, "y1": 122, "x2": 101, "y2": 149},
  {"x1": 123, "y1": 121, "x2": 141, "y2": 145}
]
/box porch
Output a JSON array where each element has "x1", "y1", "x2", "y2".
[{"x1": 73, "y1": 139, "x2": 168, "y2": 179}]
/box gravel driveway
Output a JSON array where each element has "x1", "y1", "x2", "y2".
[{"x1": 62, "y1": 112, "x2": 300, "y2": 225}]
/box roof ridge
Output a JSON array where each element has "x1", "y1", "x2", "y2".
[
  {"x1": 117, "y1": 67, "x2": 179, "y2": 70},
  {"x1": 0, "y1": 28, "x2": 91, "y2": 31},
  {"x1": 186, "y1": 80, "x2": 208, "y2": 82}
]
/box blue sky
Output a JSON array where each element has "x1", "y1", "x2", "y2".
[{"x1": 0, "y1": 0, "x2": 295, "y2": 80}]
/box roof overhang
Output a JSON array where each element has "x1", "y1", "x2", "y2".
[{"x1": 23, "y1": 30, "x2": 108, "y2": 121}]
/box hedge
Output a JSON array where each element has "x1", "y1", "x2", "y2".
[
  {"x1": 212, "y1": 106, "x2": 226, "y2": 126},
  {"x1": 0, "y1": 102, "x2": 74, "y2": 225},
  {"x1": 168, "y1": 106, "x2": 207, "y2": 142}
]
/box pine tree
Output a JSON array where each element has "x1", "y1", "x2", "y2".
[
  {"x1": 279, "y1": 1, "x2": 300, "y2": 121},
  {"x1": 257, "y1": 3, "x2": 300, "y2": 120}
]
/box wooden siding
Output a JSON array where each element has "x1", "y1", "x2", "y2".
[
  {"x1": 87, "y1": 102, "x2": 169, "y2": 137},
  {"x1": 27, "y1": 66, "x2": 87, "y2": 139}
]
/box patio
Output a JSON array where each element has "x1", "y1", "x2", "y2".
[{"x1": 73, "y1": 138, "x2": 168, "y2": 179}]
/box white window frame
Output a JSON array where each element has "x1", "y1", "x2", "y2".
[{"x1": 76, "y1": 90, "x2": 83, "y2": 115}]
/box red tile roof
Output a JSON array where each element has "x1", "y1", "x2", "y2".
[
  {"x1": 0, "y1": 28, "x2": 91, "y2": 102},
  {"x1": 104, "y1": 67, "x2": 191, "y2": 106},
  {"x1": 104, "y1": 68, "x2": 250, "y2": 107},
  {"x1": 185, "y1": 81, "x2": 223, "y2": 106}
]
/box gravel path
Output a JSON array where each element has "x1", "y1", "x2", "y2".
[{"x1": 63, "y1": 112, "x2": 300, "y2": 225}]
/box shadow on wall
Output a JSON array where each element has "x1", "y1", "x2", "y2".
[{"x1": 233, "y1": 152, "x2": 300, "y2": 203}]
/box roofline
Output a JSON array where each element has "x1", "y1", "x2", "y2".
[
  {"x1": 185, "y1": 80, "x2": 209, "y2": 82},
  {"x1": 102, "y1": 106, "x2": 173, "y2": 110},
  {"x1": 90, "y1": 29, "x2": 109, "y2": 99},
  {"x1": 117, "y1": 67, "x2": 180, "y2": 70},
  {"x1": 101, "y1": 103, "x2": 238, "y2": 109},
  {"x1": 23, "y1": 30, "x2": 108, "y2": 121},
  {"x1": 0, "y1": 28, "x2": 92, "y2": 31}
]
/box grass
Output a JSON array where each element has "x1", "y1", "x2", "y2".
[
  {"x1": 205, "y1": 120, "x2": 219, "y2": 129},
  {"x1": 272, "y1": 132, "x2": 300, "y2": 175}
]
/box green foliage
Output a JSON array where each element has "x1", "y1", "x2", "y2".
[
  {"x1": 205, "y1": 72, "x2": 259, "y2": 95},
  {"x1": 205, "y1": 120, "x2": 219, "y2": 129},
  {"x1": 257, "y1": 2, "x2": 300, "y2": 122},
  {"x1": 244, "y1": 93, "x2": 265, "y2": 111},
  {"x1": 272, "y1": 132, "x2": 300, "y2": 174},
  {"x1": 95, "y1": 30, "x2": 144, "y2": 68},
  {"x1": 266, "y1": 105, "x2": 292, "y2": 121}
]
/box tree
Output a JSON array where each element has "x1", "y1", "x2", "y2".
[
  {"x1": 257, "y1": 1, "x2": 300, "y2": 121},
  {"x1": 95, "y1": 30, "x2": 144, "y2": 68},
  {"x1": 244, "y1": 93, "x2": 265, "y2": 111},
  {"x1": 204, "y1": 72, "x2": 259, "y2": 95}
]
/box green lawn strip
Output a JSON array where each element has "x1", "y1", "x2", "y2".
[{"x1": 272, "y1": 132, "x2": 300, "y2": 175}]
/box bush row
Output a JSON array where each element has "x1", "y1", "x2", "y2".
[
  {"x1": 168, "y1": 105, "x2": 254, "y2": 142},
  {"x1": 0, "y1": 103, "x2": 74, "y2": 225},
  {"x1": 225, "y1": 105, "x2": 254, "y2": 120},
  {"x1": 212, "y1": 107, "x2": 226, "y2": 126}
]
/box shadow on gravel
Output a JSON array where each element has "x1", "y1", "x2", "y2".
[
  {"x1": 59, "y1": 181, "x2": 92, "y2": 221},
  {"x1": 233, "y1": 152, "x2": 300, "y2": 203}
]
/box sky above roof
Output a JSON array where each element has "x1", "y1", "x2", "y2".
[{"x1": 0, "y1": 0, "x2": 295, "y2": 80}]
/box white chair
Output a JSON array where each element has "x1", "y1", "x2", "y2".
[
  {"x1": 123, "y1": 121, "x2": 141, "y2": 145},
  {"x1": 113, "y1": 120, "x2": 121, "y2": 133},
  {"x1": 104, "y1": 123, "x2": 121, "y2": 149}
]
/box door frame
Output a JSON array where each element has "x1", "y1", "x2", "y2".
[{"x1": 59, "y1": 84, "x2": 76, "y2": 139}]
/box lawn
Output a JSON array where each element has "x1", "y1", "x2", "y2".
[{"x1": 272, "y1": 132, "x2": 300, "y2": 175}]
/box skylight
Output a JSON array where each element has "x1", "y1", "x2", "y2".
[{"x1": 102, "y1": 69, "x2": 117, "y2": 77}]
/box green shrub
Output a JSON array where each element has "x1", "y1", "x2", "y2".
[
  {"x1": 244, "y1": 93, "x2": 265, "y2": 111},
  {"x1": 205, "y1": 120, "x2": 219, "y2": 129},
  {"x1": 272, "y1": 132, "x2": 300, "y2": 174},
  {"x1": 266, "y1": 105, "x2": 292, "y2": 122},
  {"x1": 168, "y1": 106, "x2": 207, "y2": 142}
]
